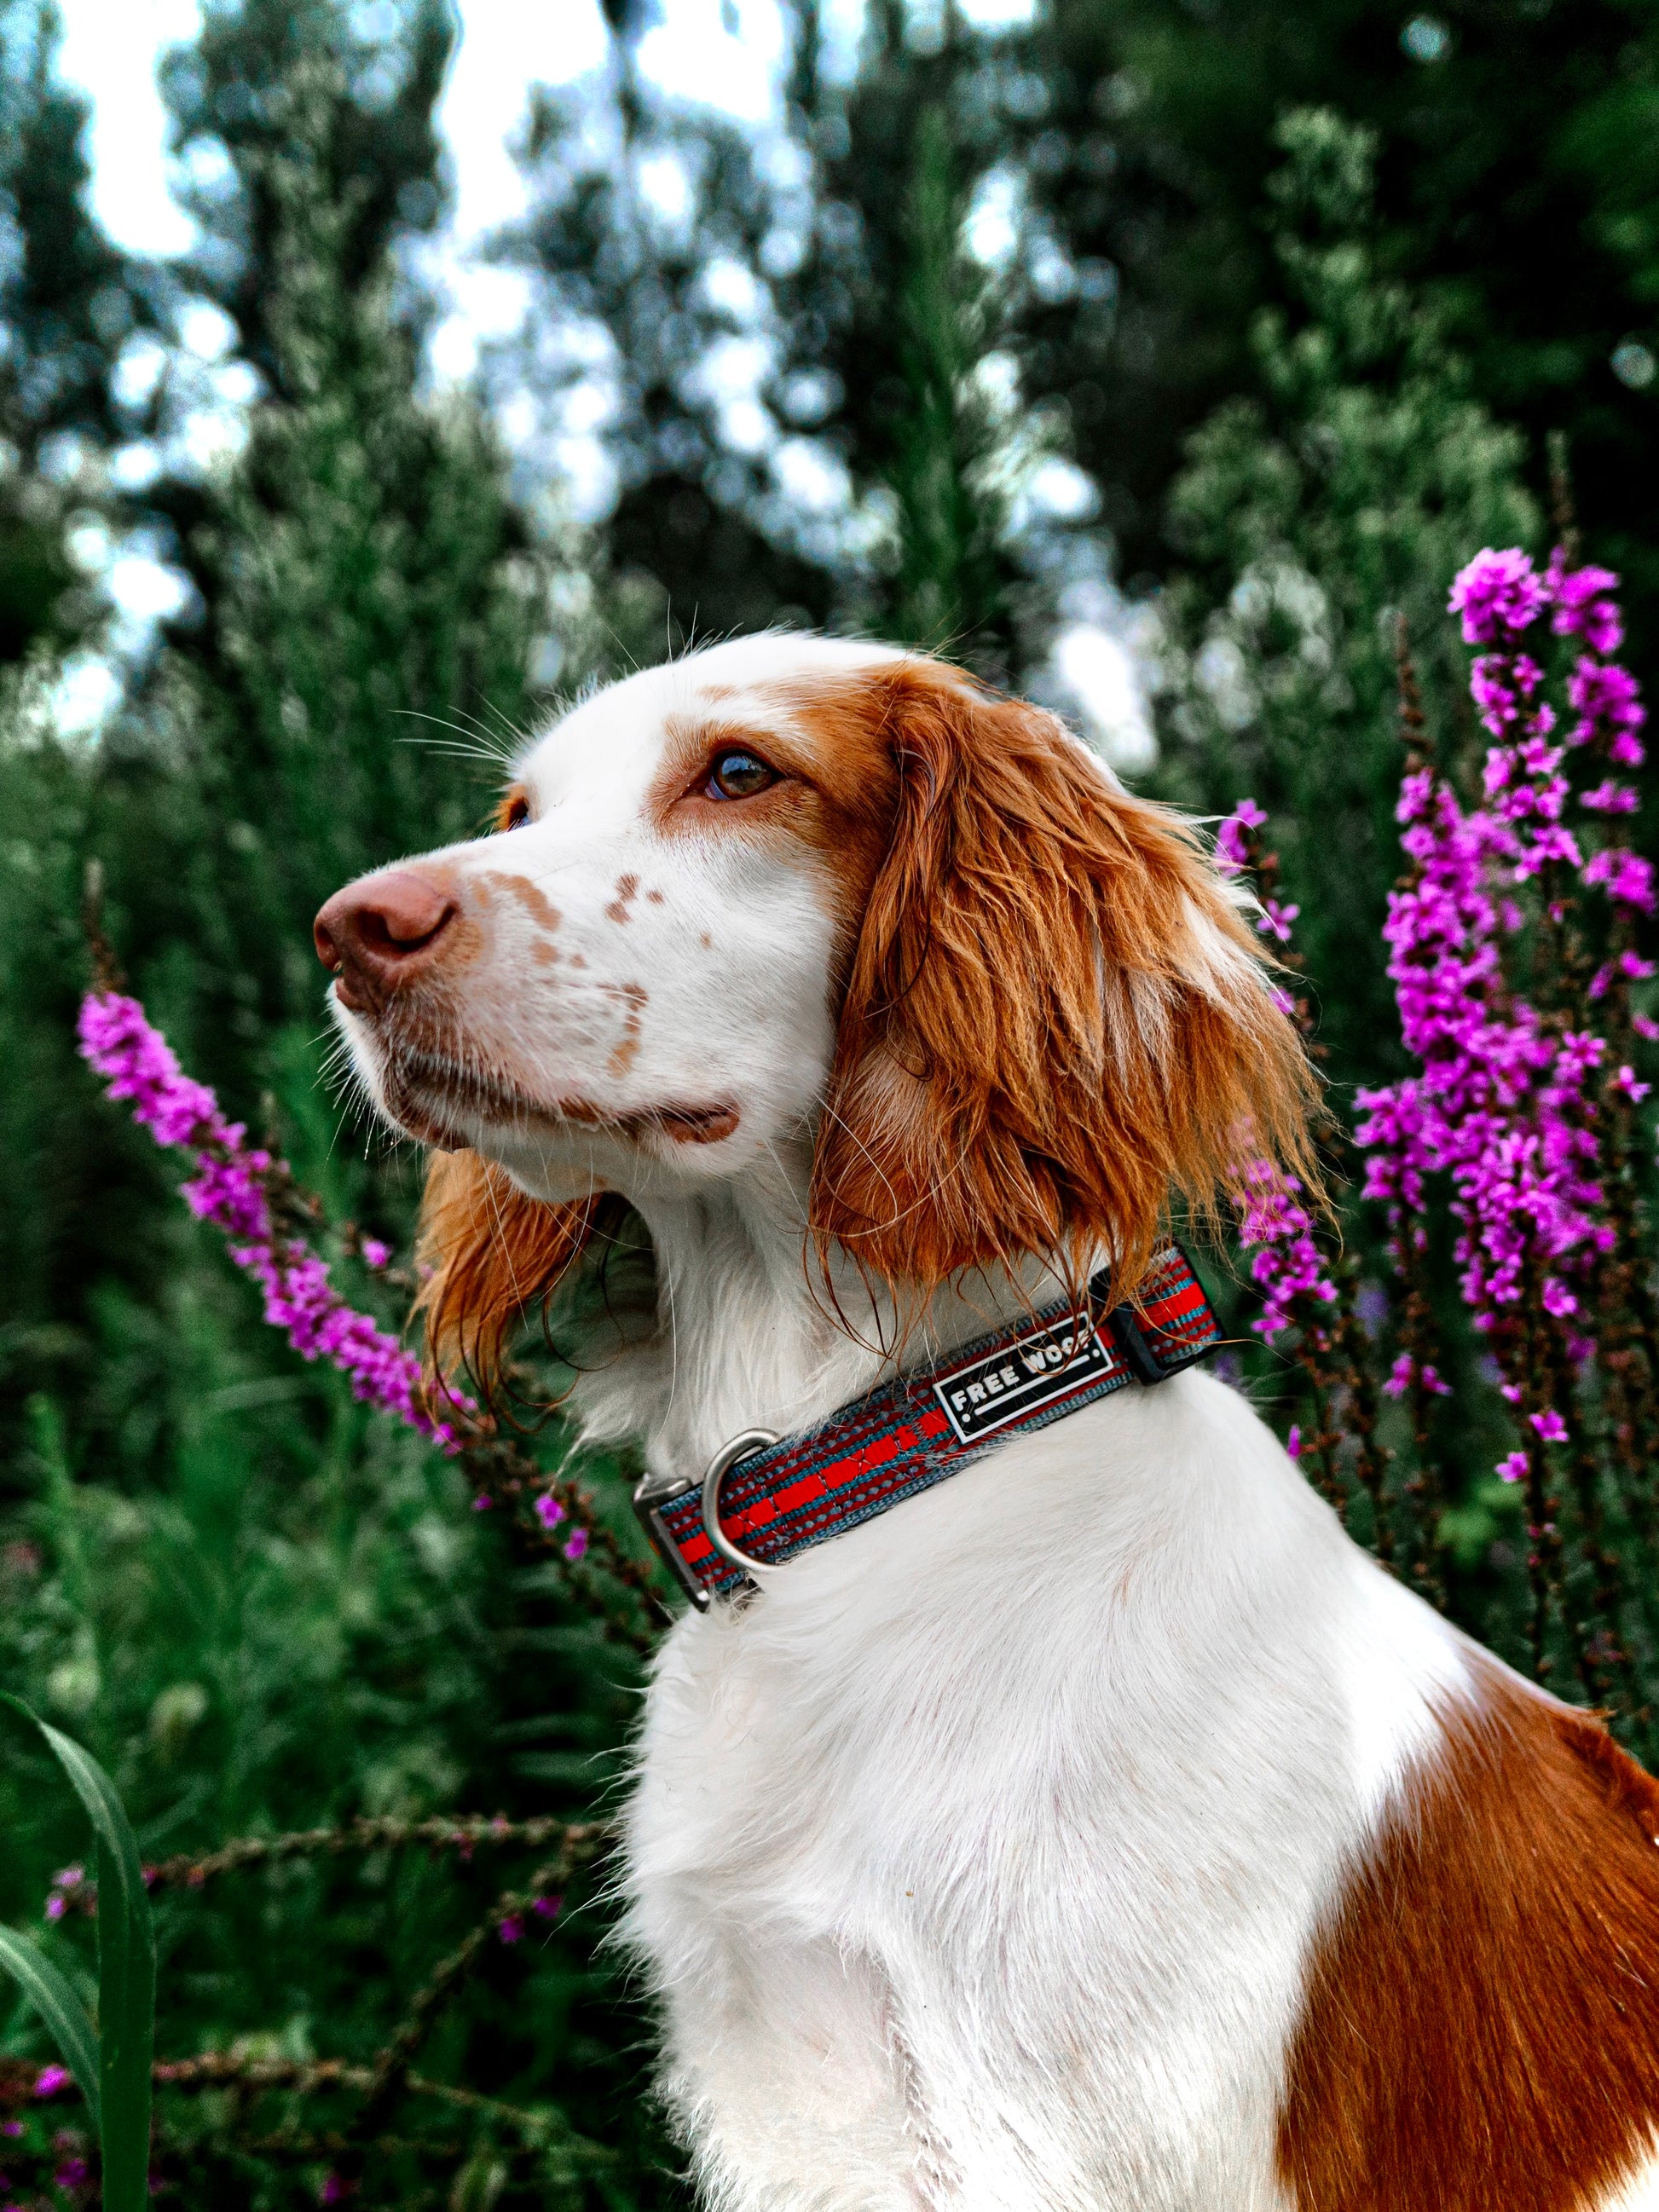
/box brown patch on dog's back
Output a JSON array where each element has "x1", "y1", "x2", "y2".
[{"x1": 1277, "y1": 1660, "x2": 1659, "y2": 2212}]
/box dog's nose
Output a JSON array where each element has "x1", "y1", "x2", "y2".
[{"x1": 315, "y1": 868, "x2": 459, "y2": 1006}]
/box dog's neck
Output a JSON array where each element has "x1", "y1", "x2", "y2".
[{"x1": 569, "y1": 1146, "x2": 1061, "y2": 1483}]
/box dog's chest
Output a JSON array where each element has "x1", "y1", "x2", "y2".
[{"x1": 620, "y1": 1388, "x2": 1390, "y2": 2209}]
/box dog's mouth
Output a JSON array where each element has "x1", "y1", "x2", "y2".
[{"x1": 372, "y1": 1042, "x2": 739, "y2": 1152}]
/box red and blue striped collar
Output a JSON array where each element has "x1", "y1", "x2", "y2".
[{"x1": 634, "y1": 1243, "x2": 1222, "y2": 1610}]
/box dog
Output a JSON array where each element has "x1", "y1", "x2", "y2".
[{"x1": 317, "y1": 636, "x2": 1659, "y2": 2211}]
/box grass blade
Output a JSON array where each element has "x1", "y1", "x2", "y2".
[
  {"x1": 1, "y1": 1695, "x2": 154, "y2": 2212},
  {"x1": 0, "y1": 1924, "x2": 101, "y2": 2126}
]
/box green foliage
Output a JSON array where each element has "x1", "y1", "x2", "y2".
[
  {"x1": 0, "y1": 1695, "x2": 157, "y2": 2206},
  {"x1": 0, "y1": 1265, "x2": 670, "y2": 2203},
  {"x1": 1153, "y1": 108, "x2": 1540, "y2": 1089},
  {"x1": 147, "y1": 20, "x2": 544, "y2": 1043},
  {"x1": 1022, "y1": 0, "x2": 1659, "y2": 620},
  {"x1": 0, "y1": 1922, "x2": 101, "y2": 2126},
  {"x1": 0, "y1": 0, "x2": 150, "y2": 662},
  {"x1": 885, "y1": 105, "x2": 1005, "y2": 658}
]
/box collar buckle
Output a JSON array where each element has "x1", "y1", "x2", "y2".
[{"x1": 633, "y1": 1427, "x2": 780, "y2": 1612}]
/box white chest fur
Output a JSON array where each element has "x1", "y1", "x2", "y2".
[{"x1": 618, "y1": 1372, "x2": 1471, "y2": 2212}]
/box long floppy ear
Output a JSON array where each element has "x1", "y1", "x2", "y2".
[
  {"x1": 415, "y1": 1150, "x2": 602, "y2": 1398},
  {"x1": 808, "y1": 661, "x2": 1321, "y2": 1307}
]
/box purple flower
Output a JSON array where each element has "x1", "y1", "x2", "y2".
[
  {"x1": 1215, "y1": 839, "x2": 1342, "y2": 1357},
  {"x1": 360, "y1": 1237, "x2": 391, "y2": 1270},
  {"x1": 1581, "y1": 779, "x2": 1639, "y2": 814},
  {"x1": 498, "y1": 1915, "x2": 524, "y2": 1944},
  {"x1": 33, "y1": 2068, "x2": 68, "y2": 2099},
  {"x1": 78, "y1": 988, "x2": 616, "y2": 1591},
  {"x1": 1383, "y1": 1353, "x2": 1449, "y2": 1398},
  {"x1": 1233, "y1": 1160, "x2": 1338, "y2": 1341},
  {"x1": 78, "y1": 993, "x2": 457, "y2": 1442},
  {"x1": 1359, "y1": 545, "x2": 1659, "y2": 1492},
  {"x1": 54, "y1": 2157, "x2": 88, "y2": 2191},
  {"x1": 1569, "y1": 658, "x2": 1646, "y2": 756},
  {"x1": 1215, "y1": 798, "x2": 1267, "y2": 877},
  {"x1": 532, "y1": 1894, "x2": 563, "y2": 1920},
  {"x1": 1449, "y1": 549, "x2": 1547, "y2": 644},
  {"x1": 1585, "y1": 848, "x2": 1656, "y2": 911},
  {"x1": 1255, "y1": 897, "x2": 1300, "y2": 944},
  {"x1": 1286, "y1": 1425, "x2": 1302, "y2": 1459},
  {"x1": 1550, "y1": 555, "x2": 1624, "y2": 655},
  {"x1": 534, "y1": 1493, "x2": 565, "y2": 1531}
]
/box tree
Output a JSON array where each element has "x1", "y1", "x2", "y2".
[
  {"x1": 114, "y1": 1, "x2": 547, "y2": 1083},
  {"x1": 504, "y1": 0, "x2": 1659, "y2": 679},
  {"x1": 945, "y1": 0, "x2": 1659, "y2": 627},
  {"x1": 1152, "y1": 109, "x2": 1540, "y2": 1092},
  {"x1": 0, "y1": 0, "x2": 150, "y2": 663}
]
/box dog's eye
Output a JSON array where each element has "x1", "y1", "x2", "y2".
[
  {"x1": 496, "y1": 788, "x2": 531, "y2": 832},
  {"x1": 705, "y1": 751, "x2": 777, "y2": 801}
]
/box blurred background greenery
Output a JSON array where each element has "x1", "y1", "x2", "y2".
[{"x1": 2, "y1": 0, "x2": 1656, "y2": 2203}]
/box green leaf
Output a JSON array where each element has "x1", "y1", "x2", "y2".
[
  {"x1": 0, "y1": 1923, "x2": 101, "y2": 2127},
  {"x1": 1, "y1": 1695, "x2": 154, "y2": 2212}
]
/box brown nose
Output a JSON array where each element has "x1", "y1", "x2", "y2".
[{"x1": 315, "y1": 868, "x2": 459, "y2": 1008}]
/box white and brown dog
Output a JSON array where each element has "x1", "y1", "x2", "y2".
[{"x1": 316, "y1": 637, "x2": 1659, "y2": 2212}]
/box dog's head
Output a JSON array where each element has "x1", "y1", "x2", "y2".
[{"x1": 317, "y1": 636, "x2": 1316, "y2": 1385}]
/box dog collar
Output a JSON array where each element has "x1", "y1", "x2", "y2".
[{"x1": 633, "y1": 1242, "x2": 1221, "y2": 1610}]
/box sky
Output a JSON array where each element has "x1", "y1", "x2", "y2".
[{"x1": 48, "y1": 0, "x2": 1153, "y2": 765}]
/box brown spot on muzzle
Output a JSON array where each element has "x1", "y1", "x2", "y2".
[
  {"x1": 604, "y1": 875, "x2": 640, "y2": 924},
  {"x1": 603, "y1": 980, "x2": 649, "y2": 1077},
  {"x1": 482, "y1": 870, "x2": 563, "y2": 935}
]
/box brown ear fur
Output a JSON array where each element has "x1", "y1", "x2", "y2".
[
  {"x1": 807, "y1": 661, "x2": 1321, "y2": 1307},
  {"x1": 415, "y1": 1150, "x2": 601, "y2": 1397}
]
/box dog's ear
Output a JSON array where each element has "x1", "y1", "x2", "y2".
[
  {"x1": 808, "y1": 661, "x2": 1319, "y2": 1306},
  {"x1": 415, "y1": 1149, "x2": 600, "y2": 1395}
]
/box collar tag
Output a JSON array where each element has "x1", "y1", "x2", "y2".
[{"x1": 933, "y1": 1306, "x2": 1126, "y2": 1444}]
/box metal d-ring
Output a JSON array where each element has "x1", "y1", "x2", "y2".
[{"x1": 701, "y1": 1428, "x2": 782, "y2": 1582}]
